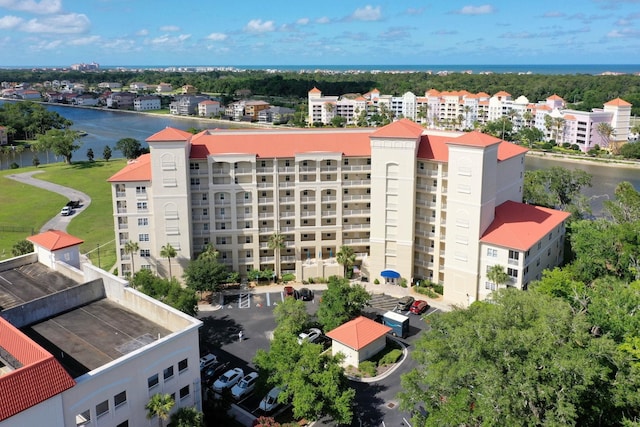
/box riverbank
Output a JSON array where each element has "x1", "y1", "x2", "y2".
[{"x1": 526, "y1": 150, "x2": 640, "y2": 170}]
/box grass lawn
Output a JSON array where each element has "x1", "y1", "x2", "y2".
[{"x1": 0, "y1": 159, "x2": 127, "y2": 270}]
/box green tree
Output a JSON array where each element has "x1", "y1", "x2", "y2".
[
  {"x1": 316, "y1": 276, "x2": 370, "y2": 331},
  {"x1": 523, "y1": 166, "x2": 592, "y2": 218},
  {"x1": 604, "y1": 181, "x2": 640, "y2": 224},
  {"x1": 336, "y1": 245, "x2": 356, "y2": 278},
  {"x1": 11, "y1": 239, "x2": 34, "y2": 256},
  {"x1": 486, "y1": 264, "x2": 510, "y2": 290},
  {"x1": 160, "y1": 243, "x2": 177, "y2": 279},
  {"x1": 482, "y1": 117, "x2": 513, "y2": 140},
  {"x1": 399, "y1": 289, "x2": 617, "y2": 427},
  {"x1": 102, "y1": 144, "x2": 112, "y2": 161},
  {"x1": 86, "y1": 147, "x2": 94, "y2": 162},
  {"x1": 268, "y1": 233, "x2": 285, "y2": 281},
  {"x1": 516, "y1": 126, "x2": 544, "y2": 147},
  {"x1": 330, "y1": 115, "x2": 347, "y2": 127},
  {"x1": 123, "y1": 240, "x2": 139, "y2": 278},
  {"x1": 35, "y1": 128, "x2": 82, "y2": 163},
  {"x1": 530, "y1": 267, "x2": 586, "y2": 307},
  {"x1": 169, "y1": 407, "x2": 204, "y2": 427},
  {"x1": 146, "y1": 393, "x2": 174, "y2": 427},
  {"x1": 597, "y1": 122, "x2": 616, "y2": 153},
  {"x1": 273, "y1": 294, "x2": 310, "y2": 335},
  {"x1": 115, "y1": 137, "x2": 143, "y2": 159},
  {"x1": 183, "y1": 253, "x2": 228, "y2": 297}
]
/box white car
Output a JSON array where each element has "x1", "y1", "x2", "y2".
[
  {"x1": 259, "y1": 385, "x2": 286, "y2": 412},
  {"x1": 212, "y1": 367, "x2": 244, "y2": 392},
  {"x1": 199, "y1": 353, "x2": 218, "y2": 371},
  {"x1": 230, "y1": 372, "x2": 259, "y2": 399},
  {"x1": 297, "y1": 328, "x2": 322, "y2": 344},
  {"x1": 60, "y1": 206, "x2": 72, "y2": 216}
]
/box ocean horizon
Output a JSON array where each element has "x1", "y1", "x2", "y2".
[{"x1": 4, "y1": 63, "x2": 640, "y2": 76}]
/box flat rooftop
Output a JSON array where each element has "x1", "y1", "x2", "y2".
[
  {"x1": 21, "y1": 299, "x2": 172, "y2": 378},
  {"x1": 0, "y1": 262, "x2": 78, "y2": 310},
  {"x1": 1, "y1": 262, "x2": 172, "y2": 378}
]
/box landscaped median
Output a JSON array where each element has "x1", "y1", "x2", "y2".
[{"x1": 345, "y1": 337, "x2": 407, "y2": 383}]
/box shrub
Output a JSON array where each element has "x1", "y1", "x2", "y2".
[
  {"x1": 541, "y1": 142, "x2": 554, "y2": 150},
  {"x1": 358, "y1": 361, "x2": 377, "y2": 377},
  {"x1": 9, "y1": 162, "x2": 19, "y2": 169},
  {"x1": 379, "y1": 349, "x2": 403, "y2": 366},
  {"x1": 400, "y1": 278, "x2": 408, "y2": 288},
  {"x1": 308, "y1": 277, "x2": 314, "y2": 284},
  {"x1": 374, "y1": 278, "x2": 380, "y2": 285},
  {"x1": 433, "y1": 283, "x2": 444, "y2": 295},
  {"x1": 281, "y1": 273, "x2": 295, "y2": 283},
  {"x1": 415, "y1": 286, "x2": 438, "y2": 298}
]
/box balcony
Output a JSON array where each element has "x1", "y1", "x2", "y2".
[
  {"x1": 343, "y1": 194, "x2": 370, "y2": 201},
  {"x1": 116, "y1": 191, "x2": 126, "y2": 198},
  {"x1": 279, "y1": 197, "x2": 295, "y2": 203},
  {"x1": 342, "y1": 179, "x2": 370, "y2": 187},
  {"x1": 343, "y1": 238, "x2": 369, "y2": 244},
  {"x1": 341, "y1": 164, "x2": 370, "y2": 172},
  {"x1": 321, "y1": 196, "x2": 337, "y2": 202},
  {"x1": 234, "y1": 167, "x2": 252, "y2": 175},
  {"x1": 343, "y1": 209, "x2": 368, "y2": 216},
  {"x1": 343, "y1": 223, "x2": 369, "y2": 230},
  {"x1": 300, "y1": 211, "x2": 316, "y2": 217},
  {"x1": 258, "y1": 198, "x2": 274, "y2": 204},
  {"x1": 278, "y1": 166, "x2": 295, "y2": 173}
]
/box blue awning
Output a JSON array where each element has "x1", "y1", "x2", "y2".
[{"x1": 380, "y1": 270, "x2": 401, "y2": 279}]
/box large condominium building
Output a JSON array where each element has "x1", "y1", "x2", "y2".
[
  {"x1": 0, "y1": 230, "x2": 202, "y2": 426},
  {"x1": 308, "y1": 87, "x2": 632, "y2": 153},
  {"x1": 109, "y1": 119, "x2": 569, "y2": 306}
]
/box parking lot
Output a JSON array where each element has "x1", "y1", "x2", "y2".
[{"x1": 198, "y1": 286, "x2": 439, "y2": 426}]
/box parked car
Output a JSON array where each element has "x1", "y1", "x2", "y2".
[
  {"x1": 66, "y1": 200, "x2": 81, "y2": 209},
  {"x1": 199, "y1": 353, "x2": 218, "y2": 371},
  {"x1": 284, "y1": 286, "x2": 299, "y2": 299},
  {"x1": 231, "y1": 372, "x2": 259, "y2": 399},
  {"x1": 395, "y1": 296, "x2": 415, "y2": 312},
  {"x1": 299, "y1": 287, "x2": 314, "y2": 301},
  {"x1": 202, "y1": 361, "x2": 229, "y2": 386},
  {"x1": 259, "y1": 385, "x2": 287, "y2": 412},
  {"x1": 212, "y1": 367, "x2": 244, "y2": 392},
  {"x1": 297, "y1": 328, "x2": 322, "y2": 344},
  {"x1": 60, "y1": 206, "x2": 72, "y2": 216},
  {"x1": 409, "y1": 299, "x2": 429, "y2": 314}
]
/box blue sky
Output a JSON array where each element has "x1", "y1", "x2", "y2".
[{"x1": 1, "y1": 0, "x2": 639, "y2": 67}]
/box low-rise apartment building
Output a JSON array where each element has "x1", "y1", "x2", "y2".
[
  {"x1": 0, "y1": 230, "x2": 202, "y2": 426},
  {"x1": 134, "y1": 95, "x2": 161, "y2": 111},
  {"x1": 109, "y1": 120, "x2": 569, "y2": 306}
]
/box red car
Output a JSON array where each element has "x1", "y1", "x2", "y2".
[
  {"x1": 409, "y1": 300, "x2": 429, "y2": 314},
  {"x1": 284, "y1": 286, "x2": 298, "y2": 299}
]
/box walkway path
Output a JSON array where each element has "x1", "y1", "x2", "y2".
[{"x1": 6, "y1": 170, "x2": 92, "y2": 233}]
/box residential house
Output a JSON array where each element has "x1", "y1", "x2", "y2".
[
  {"x1": 156, "y1": 83, "x2": 173, "y2": 94},
  {"x1": 134, "y1": 95, "x2": 161, "y2": 111},
  {"x1": 258, "y1": 106, "x2": 295, "y2": 124},
  {"x1": 198, "y1": 100, "x2": 222, "y2": 117},
  {"x1": 170, "y1": 95, "x2": 210, "y2": 116}
]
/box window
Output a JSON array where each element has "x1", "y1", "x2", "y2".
[
  {"x1": 302, "y1": 190, "x2": 308, "y2": 196},
  {"x1": 285, "y1": 160, "x2": 290, "y2": 167},
  {"x1": 326, "y1": 160, "x2": 331, "y2": 166},
  {"x1": 303, "y1": 175, "x2": 308, "y2": 181},
  {"x1": 245, "y1": 222, "x2": 251, "y2": 228},
  {"x1": 245, "y1": 192, "x2": 250, "y2": 200},
  {"x1": 343, "y1": 159, "x2": 349, "y2": 165},
  {"x1": 419, "y1": 162, "x2": 424, "y2": 170},
  {"x1": 202, "y1": 193, "x2": 208, "y2": 201},
  {"x1": 507, "y1": 268, "x2": 518, "y2": 278},
  {"x1": 136, "y1": 186, "x2": 146, "y2": 194},
  {"x1": 116, "y1": 422, "x2": 129, "y2": 427},
  {"x1": 178, "y1": 358, "x2": 188, "y2": 372},
  {"x1": 302, "y1": 161, "x2": 308, "y2": 166},
  {"x1": 96, "y1": 400, "x2": 109, "y2": 418},
  {"x1": 261, "y1": 176, "x2": 266, "y2": 182},
  {"x1": 508, "y1": 250, "x2": 519, "y2": 260},
  {"x1": 261, "y1": 191, "x2": 266, "y2": 197},
  {"x1": 138, "y1": 218, "x2": 149, "y2": 226},
  {"x1": 246, "y1": 236, "x2": 251, "y2": 243},
  {"x1": 190, "y1": 178, "x2": 200, "y2": 186},
  {"x1": 485, "y1": 281, "x2": 497, "y2": 291},
  {"x1": 114, "y1": 391, "x2": 127, "y2": 408},
  {"x1": 148, "y1": 374, "x2": 159, "y2": 389},
  {"x1": 139, "y1": 233, "x2": 149, "y2": 242},
  {"x1": 261, "y1": 160, "x2": 266, "y2": 167},
  {"x1": 537, "y1": 242, "x2": 542, "y2": 250},
  {"x1": 344, "y1": 175, "x2": 348, "y2": 180},
  {"x1": 190, "y1": 163, "x2": 200, "y2": 170},
  {"x1": 179, "y1": 385, "x2": 190, "y2": 399},
  {"x1": 285, "y1": 176, "x2": 290, "y2": 181},
  {"x1": 137, "y1": 201, "x2": 147, "y2": 210},
  {"x1": 234, "y1": 162, "x2": 238, "y2": 169},
  {"x1": 140, "y1": 249, "x2": 150, "y2": 257},
  {"x1": 285, "y1": 191, "x2": 291, "y2": 196},
  {"x1": 327, "y1": 190, "x2": 332, "y2": 195},
  {"x1": 76, "y1": 410, "x2": 91, "y2": 426},
  {"x1": 203, "y1": 208, "x2": 209, "y2": 216},
  {"x1": 141, "y1": 264, "x2": 151, "y2": 270},
  {"x1": 164, "y1": 366, "x2": 174, "y2": 380}
]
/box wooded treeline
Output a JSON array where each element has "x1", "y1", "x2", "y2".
[{"x1": 2, "y1": 69, "x2": 639, "y2": 115}]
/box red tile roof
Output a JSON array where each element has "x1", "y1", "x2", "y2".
[
  {"x1": 371, "y1": 118, "x2": 424, "y2": 138},
  {"x1": 547, "y1": 94, "x2": 564, "y2": 101},
  {"x1": 325, "y1": 316, "x2": 391, "y2": 350},
  {"x1": 27, "y1": 230, "x2": 84, "y2": 251},
  {"x1": 308, "y1": 87, "x2": 321, "y2": 93},
  {"x1": 480, "y1": 200, "x2": 571, "y2": 251},
  {"x1": 448, "y1": 130, "x2": 502, "y2": 148},
  {"x1": 107, "y1": 153, "x2": 152, "y2": 182},
  {"x1": 604, "y1": 97, "x2": 631, "y2": 107},
  {"x1": 0, "y1": 318, "x2": 75, "y2": 421},
  {"x1": 493, "y1": 91, "x2": 511, "y2": 97},
  {"x1": 146, "y1": 127, "x2": 193, "y2": 142}
]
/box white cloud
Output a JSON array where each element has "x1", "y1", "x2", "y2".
[
  {"x1": 149, "y1": 33, "x2": 191, "y2": 45},
  {"x1": 136, "y1": 29, "x2": 148, "y2": 36},
  {"x1": 0, "y1": 15, "x2": 23, "y2": 29},
  {"x1": 607, "y1": 28, "x2": 640, "y2": 37},
  {"x1": 543, "y1": 11, "x2": 565, "y2": 18},
  {"x1": 351, "y1": 5, "x2": 382, "y2": 21},
  {"x1": 0, "y1": 0, "x2": 61, "y2": 14},
  {"x1": 297, "y1": 18, "x2": 309, "y2": 25},
  {"x1": 160, "y1": 25, "x2": 180, "y2": 32},
  {"x1": 457, "y1": 5, "x2": 495, "y2": 15},
  {"x1": 68, "y1": 35, "x2": 100, "y2": 46},
  {"x1": 21, "y1": 13, "x2": 90, "y2": 34},
  {"x1": 406, "y1": 8, "x2": 425, "y2": 16},
  {"x1": 205, "y1": 32, "x2": 227, "y2": 41},
  {"x1": 316, "y1": 16, "x2": 330, "y2": 24},
  {"x1": 244, "y1": 19, "x2": 275, "y2": 33}
]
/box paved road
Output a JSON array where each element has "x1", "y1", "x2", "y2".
[{"x1": 6, "y1": 171, "x2": 91, "y2": 233}]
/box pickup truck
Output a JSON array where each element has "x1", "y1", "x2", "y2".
[
  {"x1": 60, "y1": 206, "x2": 73, "y2": 216},
  {"x1": 66, "y1": 200, "x2": 81, "y2": 209}
]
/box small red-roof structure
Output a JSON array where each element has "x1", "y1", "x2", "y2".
[
  {"x1": 480, "y1": 201, "x2": 571, "y2": 251},
  {"x1": 146, "y1": 127, "x2": 193, "y2": 142},
  {"x1": 27, "y1": 230, "x2": 84, "y2": 251},
  {"x1": 0, "y1": 317, "x2": 75, "y2": 421},
  {"x1": 107, "y1": 153, "x2": 152, "y2": 182},
  {"x1": 325, "y1": 316, "x2": 392, "y2": 368},
  {"x1": 604, "y1": 97, "x2": 631, "y2": 107},
  {"x1": 371, "y1": 118, "x2": 424, "y2": 139}
]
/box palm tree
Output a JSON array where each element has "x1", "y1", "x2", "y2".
[
  {"x1": 124, "y1": 240, "x2": 139, "y2": 278},
  {"x1": 199, "y1": 243, "x2": 219, "y2": 260},
  {"x1": 522, "y1": 111, "x2": 534, "y2": 128},
  {"x1": 336, "y1": 245, "x2": 356, "y2": 278},
  {"x1": 486, "y1": 265, "x2": 510, "y2": 290},
  {"x1": 268, "y1": 233, "x2": 285, "y2": 281},
  {"x1": 597, "y1": 122, "x2": 616, "y2": 153},
  {"x1": 160, "y1": 243, "x2": 177, "y2": 278},
  {"x1": 145, "y1": 393, "x2": 174, "y2": 427}
]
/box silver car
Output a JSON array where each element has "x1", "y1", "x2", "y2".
[
  {"x1": 259, "y1": 385, "x2": 286, "y2": 412},
  {"x1": 212, "y1": 367, "x2": 244, "y2": 392}
]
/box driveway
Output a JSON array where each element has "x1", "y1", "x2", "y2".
[{"x1": 6, "y1": 171, "x2": 91, "y2": 233}]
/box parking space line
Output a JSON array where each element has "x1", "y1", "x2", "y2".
[{"x1": 239, "y1": 293, "x2": 250, "y2": 309}]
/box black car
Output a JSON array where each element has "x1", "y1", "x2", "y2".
[
  {"x1": 201, "y1": 361, "x2": 229, "y2": 386},
  {"x1": 395, "y1": 296, "x2": 415, "y2": 312},
  {"x1": 299, "y1": 287, "x2": 314, "y2": 301}
]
